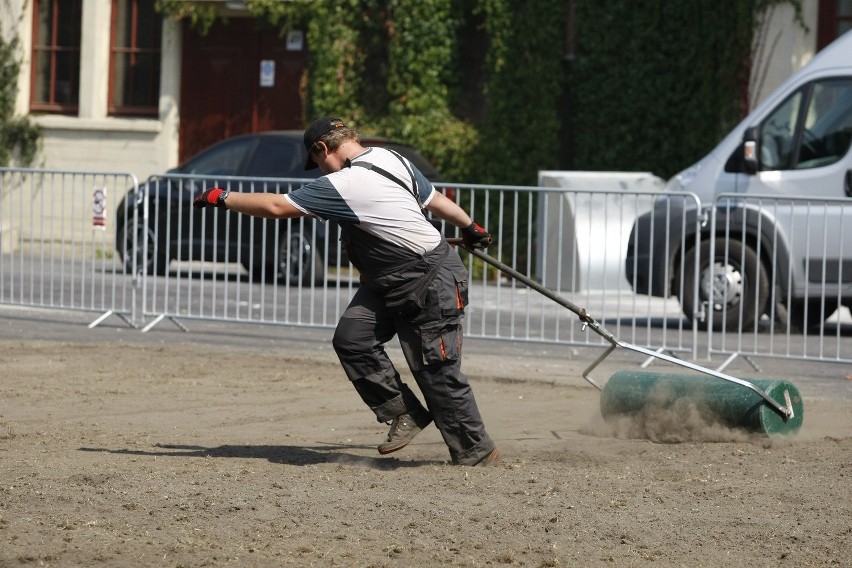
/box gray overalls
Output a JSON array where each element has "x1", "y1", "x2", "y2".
[{"x1": 332, "y1": 239, "x2": 495, "y2": 466}]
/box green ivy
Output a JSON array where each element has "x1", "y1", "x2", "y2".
[
  {"x1": 155, "y1": 0, "x2": 218, "y2": 35},
  {"x1": 303, "y1": 1, "x2": 368, "y2": 124},
  {"x1": 0, "y1": 34, "x2": 40, "y2": 166},
  {"x1": 378, "y1": 0, "x2": 478, "y2": 182},
  {"x1": 472, "y1": 0, "x2": 566, "y2": 185},
  {"x1": 569, "y1": 0, "x2": 803, "y2": 180}
]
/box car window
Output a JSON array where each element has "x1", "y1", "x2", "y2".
[
  {"x1": 247, "y1": 137, "x2": 307, "y2": 178},
  {"x1": 179, "y1": 137, "x2": 255, "y2": 176}
]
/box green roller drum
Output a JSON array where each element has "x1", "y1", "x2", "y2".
[{"x1": 600, "y1": 371, "x2": 804, "y2": 436}]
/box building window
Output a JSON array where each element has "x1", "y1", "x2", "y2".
[
  {"x1": 818, "y1": 0, "x2": 852, "y2": 50},
  {"x1": 30, "y1": 0, "x2": 83, "y2": 114},
  {"x1": 840, "y1": 0, "x2": 852, "y2": 35},
  {"x1": 109, "y1": 0, "x2": 162, "y2": 117}
]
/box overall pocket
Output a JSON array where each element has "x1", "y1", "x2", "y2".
[
  {"x1": 384, "y1": 266, "x2": 438, "y2": 317},
  {"x1": 441, "y1": 263, "x2": 469, "y2": 316},
  {"x1": 420, "y1": 320, "x2": 462, "y2": 365}
]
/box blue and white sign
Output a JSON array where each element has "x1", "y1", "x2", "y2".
[{"x1": 260, "y1": 60, "x2": 275, "y2": 87}]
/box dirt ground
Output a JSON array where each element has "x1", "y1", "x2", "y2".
[{"x1": 0, "y1": 309, "x2": 850, "y2": 567}]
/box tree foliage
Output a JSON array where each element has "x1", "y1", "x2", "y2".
[{"x1": 0, "y1": 34, "x2": 40, "y2": 167}]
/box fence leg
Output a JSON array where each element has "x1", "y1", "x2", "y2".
[
  {"x1": 715, "y1": 352, "x2": 739, "y2": 373},
  {"x1": 141, "y1": 313, "x2": 189, "y2": 333},
  {"x1": 89, "y1": 310, "x2": 137, "y2": 330},
  {"x1": 715, "y1": 352, "x2": 763, "y2": 374}
]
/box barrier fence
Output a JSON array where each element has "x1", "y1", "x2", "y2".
[
  {"x1": 708, "y1": 194, "x2": 852, "y2": 363},
  {"x1": 123, "y1": 174, "x2": 358, "y2": 331},
  {"x1": 1, "y1": 167, "x2": 849, "y2": 366},
  {"x1": 0, "y1": 168, "x2": 139, "y2": 325},
  {"x1": 452, "y1": 182, "x2": 701, "y2": 357}
]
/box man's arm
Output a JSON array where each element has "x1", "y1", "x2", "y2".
[
  {"x1": 224, "y1": 192, "x2": 305, "y2": 219},
  {"x1": 423, "y1": 191, "x2": 472, "y2": 228},
  {"x1": 194, "y1": 188, "x2": 305, "y2": 219},
  {"x1": 424, "y1": 191, "x2": 492, "y2": 248}
]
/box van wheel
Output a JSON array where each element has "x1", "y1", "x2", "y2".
[{"x1": 681, "y1": 239, "x2": 769, "y2": 331}]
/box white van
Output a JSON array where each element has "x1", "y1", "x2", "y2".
[{"x1": 626, "y1": 30, "x2": 852, "y2": 331}]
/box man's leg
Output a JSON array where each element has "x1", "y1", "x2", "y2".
[
  {"x1": 332, "y1": 286, "x2": 428, "y2": 423},
  {"x1": 397, "y1": 316, "x2": 496, "y2": 466}
]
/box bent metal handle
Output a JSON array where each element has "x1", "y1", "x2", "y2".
[
  {"x1": 446, "y1": 239, "x2": 597, "y2": 325},
  {"x1": 448, "y1": 239, "x2": 793, "y2": 421}
]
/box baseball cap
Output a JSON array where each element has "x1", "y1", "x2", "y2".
[{"x1": 303, "y1": 116, "x2": 347, "y2": 170}]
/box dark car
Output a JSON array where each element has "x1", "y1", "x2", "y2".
[{"x1": 115, "y1": 131, "x2": 446, "y2": 284}]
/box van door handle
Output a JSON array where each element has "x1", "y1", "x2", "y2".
[{"x1": 847, "y1": 170, "x2": 852, "y2": 198}]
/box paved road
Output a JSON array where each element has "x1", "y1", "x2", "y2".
[{"x1": 1, "y1": 302, "x2": 849, "y2": 405}]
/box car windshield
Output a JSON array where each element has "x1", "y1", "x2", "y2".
[
  {"x1": 246, "y1": 137, "x2": 307, "y2": 178},
  {"x1": 179, "y1": 137, "x2": 254, "y2": 176}
]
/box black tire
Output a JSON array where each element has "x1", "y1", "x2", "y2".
[
  {"x1": 681, "y1": 239, "x2": 769, "y2": 331},
  {"x1": 253, "y1": 231, "x2": 322, "y2": 285},
  {"x1": 119, "y1": 221, "x2": 168, "y2": 276}
]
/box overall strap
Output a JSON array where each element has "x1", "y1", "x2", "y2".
[{"x1": 351, "y1": 149, "x2": 419, "y2": 200}]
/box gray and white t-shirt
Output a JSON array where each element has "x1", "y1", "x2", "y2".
[{"x1": 285, "y1": 147, "x2": 442, "y2": 277}]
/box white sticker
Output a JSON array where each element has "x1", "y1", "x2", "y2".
[{"x1": 93, "y1": 188, "x2": 107, "y2": 230}]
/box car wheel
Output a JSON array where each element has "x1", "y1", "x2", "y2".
[
  {"x1": 682, "y1": 239, "x2": 769, "y2": 331},
  {"x1": 119, "y1": 220, "x2": 168, "y2": 276},
  {"x1": 254, "y1": 231, "x2": 322, "y2": 285}
]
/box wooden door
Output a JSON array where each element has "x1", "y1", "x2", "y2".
[{"x1": 178, "y1": 18, "x2": 306, "y2": 163}]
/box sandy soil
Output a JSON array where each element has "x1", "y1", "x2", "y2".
[{"x1": 0, "y1": 316, "x2": 850, "y2": 567}]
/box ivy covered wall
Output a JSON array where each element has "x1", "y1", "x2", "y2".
[
  {"x1": 160, "y1": 0, "x2": 799, "y2": 185},
  {"x1": 570, "y1": 0, "x2": 762, "y2": 180}
]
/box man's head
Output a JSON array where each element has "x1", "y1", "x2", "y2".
[{"x1": 303, "y1": 116, "x2": 360, "y2": 171}]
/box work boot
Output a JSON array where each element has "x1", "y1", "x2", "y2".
[
  {"x1": 377, "y1": 408, "x2": 433, "y2": 455},
  {"x1": 474, "y1": 447, "x2": 502, "y2": 467}
]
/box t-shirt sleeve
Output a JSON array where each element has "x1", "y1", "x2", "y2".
[
  {"x1": 284, "y1": 176, "x2": 358, "y2": 222},
  {"x1": 413, "y1": 167, "x2": 436, "y2": 207}
]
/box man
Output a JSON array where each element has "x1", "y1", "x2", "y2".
[{"x1": 193, "y1": 116, "x2": 500, "y2": 467}]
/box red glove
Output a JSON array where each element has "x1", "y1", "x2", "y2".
[
  {"x1": 461, "y1": 222, "x2": 492, "y2": 249},
  {"x1": 193, "y1": 187, "x2": 229, "y2": 208}
]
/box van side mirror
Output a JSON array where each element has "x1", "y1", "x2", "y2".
[{"x1": 742, "y1": 126, "x2": 759, "y2": 175}]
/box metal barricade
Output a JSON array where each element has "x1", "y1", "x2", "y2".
[
  {"x1": 0, "y1": 167, "x2": 139, "y2": 326},
  {"x1": 443, "y1": 183, "x2": 702, "y2": 356},
  {"x1": 708, "y1": 194, "x2": 852, "y2": 364},
  {"x1": 8, "y1": 167, "x2": 848, "y2": 367},
  {"x1": 125, "y1": 174, "x2": 359, "y2": 331},
  {"x1": 125, "y1": 175, "x2": 701, "y2": 355}
]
